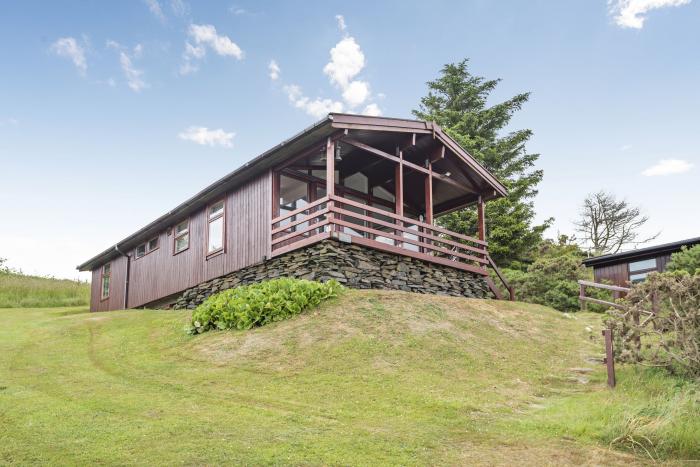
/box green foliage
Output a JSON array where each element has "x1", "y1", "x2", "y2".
[
  {"x1": 608, "y1": 272, "x2": 700, "y2": 379},
  {"x1": 188, "y1": 278, "x2": 342, "y2": 334},
  {"x1": 502, "y1": 236, "x2": 609, "y2": 312},
  {"x1": 0, "y1": 268, "x2": 89, "y2": 308},
  {"x1": 413, "y1": 59, "x2": 551, "y2": 266},
  {"x1": 666, "y1": 244, "x2": 700, "y2": 275}
]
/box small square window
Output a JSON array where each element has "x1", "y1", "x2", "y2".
[
  {"x1": 148, "y1": 237, "x2": 159, "y2": 251},
  {"x1": 135, "y1": 244, "x2": 146, "y2": 258},
  {"x1": 210, "y1": 201, "x2": 224, "y2": 218}
]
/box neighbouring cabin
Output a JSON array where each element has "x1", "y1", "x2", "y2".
[
  {"x1": 582, "y1": 236, "x2": 700, "y2": 294},
  {"x1": 78, "y1": 114, "x2": 513, "y2": 312}
]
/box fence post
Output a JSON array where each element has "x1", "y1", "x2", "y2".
[
  {"x1": 579, "y1": 282, "x2": 587, "y2": 311},
  {"x1": 602, "y1": 329, "x2": 616, "y2": 388}
]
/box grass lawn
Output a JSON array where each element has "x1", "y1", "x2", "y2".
[{"x1": 0, "y1": 290, "x2": 697, "y2": 465}]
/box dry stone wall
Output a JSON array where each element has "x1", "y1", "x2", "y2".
[{"x1": 172, "y1": 239, "x2": 490, "y2": 309}]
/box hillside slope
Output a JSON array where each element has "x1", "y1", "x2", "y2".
[
  {"x1": 0, "y1": 290, "x2": 693, "y2": 465},
  {"x1": 0, "y1": 271, "x2": 89, "y2": 307}
]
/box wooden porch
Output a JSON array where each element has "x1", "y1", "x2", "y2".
[{"x1": 269, "y1": 122, "x2": 513, "y2": 299}]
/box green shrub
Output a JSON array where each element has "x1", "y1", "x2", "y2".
[
  {"x1": 608, "y1": 272, "x2": 700, "y2": 379},
  {"x1": 666, "y1": 245, "x2": 700, "y2": 275},
  {"x1": 187, "y1": 278, "x2": 342, "y2": 334},
  {"x1": 502, "y1": 237, "x2": 611, "y2": 312}
]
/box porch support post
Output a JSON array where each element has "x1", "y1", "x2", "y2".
[
  {"x1": 326, "y1": 137, "x2": 336, "y2": 232},
  {"x1": 395, "y1": 148, "x2": 404, "y2": 247},
  {"x1": 423, "y1": 162, "x2": 433, "y2": 254},
  {"x1": 477, "y1": 195, "x2": 486, "y2": 241}
]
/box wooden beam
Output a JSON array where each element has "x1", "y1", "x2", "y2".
[
  {"x1": 326, "y1": 137, "x2": 336, "y2": 232},
  {"x1": 399, "y1": 133, "x2": 416, "y2": 152},
  {"x1": 425, "y1": 162, "x2": 433, "y2": 224},
  {"x1": 341, "y1": 137, "x2": 401, "y2": 164},
  {"x1": 429, "y1": 144, "x2": 445, "y2": 163},
  {"x1": 477, "y1": 195, "x2": 485, "y2": 241},
  {"x1": 395, "y1": 151, "x2": 404, "y2": 246}
]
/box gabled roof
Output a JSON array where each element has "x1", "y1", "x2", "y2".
[
  {"x1": 77, "y1": 113, "x2": 506, "y2": 272},
  {"x1": 582, "y1": 236, "x2": 700, "y2": 267}
]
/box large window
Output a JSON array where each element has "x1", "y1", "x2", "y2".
[
  {"x1": 173, "y1": 219, "x2": 189, "y2": 254},
  {"x1": 207, "y1": 200, "x2": 225, "y2": 255},
  {"x1": 628, "y1": 257, "x2": 658, "y2": 284},
  {"x1": 100, "y1": 263, "x2": 111, "y2": 300},
  {"x1": 135, "y1": 236, "x2": 159, "y2": 259}
]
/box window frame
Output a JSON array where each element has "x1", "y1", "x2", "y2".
[
  {"x1": 134, "y1": 236, "x2": 160, "y2": 259},
  {"x1": 173, "y1": 218, "x2": 190, "y2": 255},
  {"x1": 206, "y1": 199, "x2": 226, "y2": 258},
  {"x1": 627, "y1": 257, "x2": 659, "y2": 284},
  {"x1": 100, "y1": 262, "x2": 111, "y2": 301}
]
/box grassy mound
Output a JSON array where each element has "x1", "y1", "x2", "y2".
[
  {"x1": 0, "y1": 271, "x2": 89, "y2": 308},
  {"x1": 0, "y1": 290, "x2": 696, "y2": 465}
]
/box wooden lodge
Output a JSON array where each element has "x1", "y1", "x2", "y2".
[
  {"x1": 582, "y1": 236, "x2": 700, "y2": 288},
  {"x1": 77, "y1": 114, "x2": 512, "y2": 312}
]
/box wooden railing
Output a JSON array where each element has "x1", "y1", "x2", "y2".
[
  {"x1": 578, "y1": 280, "x2": 630, "y2": 310},
  {"x1": 270, "y1": 195, "x2": 491, "y2": 275},
  {"x1": 486, "y1": 254, "x2": 515, "y2": 301}
]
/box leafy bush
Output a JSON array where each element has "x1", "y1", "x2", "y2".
[
  {"x1": 608, "y1": 272, "x2": 700, "y2": 379},
  {"x1": 666, "y1": 245, "x2": 700, "y2": 275},
  {"x1": 502, "y1": 236, "x2": 611, "y2": 312},
  {"x1": 187, "y1": 278, "x2": 342, "y2": 334}
]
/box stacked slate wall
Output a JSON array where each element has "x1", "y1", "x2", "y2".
[{"x1": 172, "y1": 239, "x2": 489, "y2": 309}]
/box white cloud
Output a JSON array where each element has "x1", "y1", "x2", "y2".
[
  {"x1": 642, "y1": 159, "x2": 693, "y2": 176},
  {"x1": 0, "y1": 117, "x2": 19, "y2": 126},
  {"x1": 229, "y1": 6, "x2": 247, "y2": 15},
  {"x1": 362, "y1": 103, "x2": 382, "y2": 116},
  {"x1": 107, "y1": 41, "x2": 148, "y2": 92},
  {"x1": 323, "y1": 37, "x2": 364, "y2": 89},
  {"x1": 342, "y1": 80, "x2": 370, "y2": 107},
  {"x1": 188, "y1": 24, "x2": 243, "y2": 58},
  {"x1": 335, "y1": 14, "x2": 347, "y2": 32},
  {"x1": 50, "y1": 37, "x2": 87, "y2": 75},
  {"x1": 268, "y1": 60, "x2": 280, "y2": 80},
  {"x1": 181, "y1": 24, "x2": 243, "y2": 74},
  {"x1": 283, "y1": 85, "x2": 343, "y2": 119},
  {"x1": 608, "y1": 0, "x2": 691, "y2": 28},
  {"x1": 620, "y1": 144, "x2": 633, "y2": 151},
  {"x1": 144, "y1": 0, "x2": 166, "y2": 22},
  {"x1": 178, "y1": 126, "x2": 235, "y2": 148},
  {"x1": 119, "y1": 52, "x2": 147, "y2": 92},
  {"x1": 170, "y1": 0, "x2": 189, "y2": 17},
  {"x1": 278, "y1": 16, "x2": 381, "y2": 118}
]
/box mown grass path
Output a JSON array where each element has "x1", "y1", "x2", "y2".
[{"x1": 0, "y1": 291, "x2": 693, "y2": 465}]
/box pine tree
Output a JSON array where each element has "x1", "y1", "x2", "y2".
[{"x1": 413, "y1": 59, "x2": 551, "y2": 267}]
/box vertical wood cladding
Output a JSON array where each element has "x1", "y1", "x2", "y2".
[
  {"x1": 91, "y1": 172, "x2": 271, "y2": 310},
  {"x1": 593, "y1": 262, "x2": 630, "y2": 288},
  {"x1": 90, "y1": 255, "x2": 127, "y2": 312}
]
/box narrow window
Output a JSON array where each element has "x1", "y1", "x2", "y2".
[
  {"x1": 207, "y1": 200, "x2": 225, "y2": 255},
  {"x1": 135, "y1": 236, "x2": 159, "y2": 259},
  {"x1": 100, "y1": 263, "x2": 111, "y2": 300},
  {"x1": 174, "y1": 219, "x2": 189, "y2": 254},
  {"x1": 135, "y1": 244, "x2": 146, "y2": 258}
]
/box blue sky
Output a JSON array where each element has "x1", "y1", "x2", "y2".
[{"x1": 1, "y1": 0, "x2": 698, "y2": 279}]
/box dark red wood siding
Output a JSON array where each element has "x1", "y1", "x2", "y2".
[
  {"x1": 90, "y1": 255, "x2": 127, "y2": 312},
  {"x1": 593, "y1": 262, "x2": 630, "y2": 288},
  {"x1": 90, "y1": 171, "x2": 271, "y2": 310}
]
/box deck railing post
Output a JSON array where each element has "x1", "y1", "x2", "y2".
[
  {"x1": 326, "y1": 137, "x2": 336, "y2": 233},
  {"x1": 395, "y1": 148, "x2": 404, "y2": 247},
  {"x1": 602, "y1": 328, "x2": 616, "y2": 388}
]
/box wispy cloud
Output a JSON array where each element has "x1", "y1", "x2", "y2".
[
  {"x1": 50, "y1": 37, "x2": 87, "y2": 75},
  {"x1": 608, "y1": 0, "x2": 691, "y2": 29},
  {"x1": 283, "y1": 84, "x2": 343, "y2": 119},
  {"x1": 268, "y1": 60, "x2": 280, "y2": 81},
  {"x1": 620, "y1": 144, "x2": 633, "y2": 151},
  {"x1": 277, "y1": 15, "x2": 382, "y2": 118},
  {"x1": 170, "y1": 0, "x2": 189, "y2": 17},
  {"x1": 107, "y1": 41, "x2": 148, "y2": 92},
  {"x1": 0, "y1": 117, "x2": 19, "y2": 126},
  {"x1": 144, "y1": 0, "x2": 166, "y2": 22},
  {"x1": 178, "y1": 126, "x2": 235, "y2": 148},
  {"x1": 181, "y1": 24, "x2": 243, "y2": 75},
  {"x1": 642, "y1": 158, "x2": 693, "y2": 176}
]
